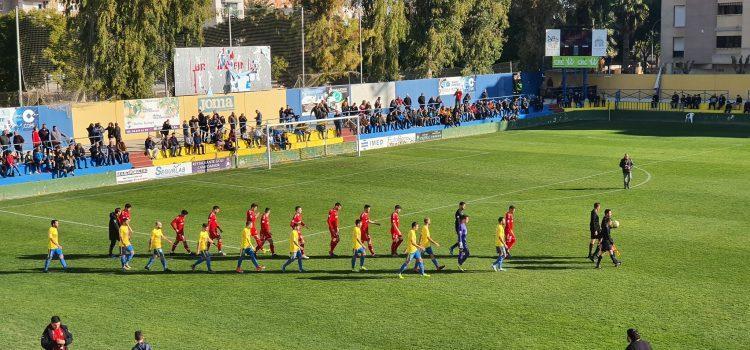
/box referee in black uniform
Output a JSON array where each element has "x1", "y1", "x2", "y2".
[
  {"x1": 595, "y1": 209, "x2": 621, "y2": 268},
  {"x1": 588, "y1": 202, "x2": 601, "y2": 260},
  {"x1": 449, "y1": 202, "x2": 466, "y2": 255},
  {"x1": 108, "y1": 207, "x2": 121, "y2": 257}
]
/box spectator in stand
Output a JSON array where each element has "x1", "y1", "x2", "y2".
[
  {"x1": 671, "y1": 93, "x2": 679, "y2": 109},
  {"x1": 40, "y1": 315, "x2": 72, "y2": 350},
  {"x1": 100, "y1": 142, "x2": 111, "y2": 166},
  {"x1": 252, "y1": 127, "x2": 263, "y2": 147},
  {"x1": 735, "y1": 94, "x2": 743, "y2": 110},
  {"x1": 114, "y1": 122, "x2": 122, "y2": 143},
  {"x1": 404, "y1": 94, "x2": 412, "y2": 111},
  {"x1": 33, "y1": 147, "x2": 45, "y2": 173},
  {"x1": 23, "y1": 151, "x2": 34, "y2": 174},
  {"x1": 94, "y1": 123, "x2": 105, "y2": 145},
  {"x1": 724, "y1": 100, "x2": 733, "y2": 114},
  {"x1": 198, "y1": 111, "x2": 208, "y2": 141},
  {"x1": 117, "y1": 141, "x2": 130, "y2": 163},
  {"x1": 255, "y1": 109, "x2": 263, "y2": 128},
  {"x1": 718, "y1": 94, "x2": 727, "y2": 111},
  {"x1": 106, "y1": 142, "x2": 117, "y2": 165},
  {"x1": 239, "y1": 113, "x2": 247, "y2": 137},
  {"x1": 181, "y1": 120, "x2": 191, "y2": 155},
  {"x1": 192, "y1": 130, "x2": 204, "y2": 155},
  {"x1": 12, "y1": 131, "x2": 24, "y2": 156},
  {"x1": 132, "y1": 330, "x2": 153, "y2": 350},
  {"x1": 480, "y1": 89, "x2": 489, "y2": 100},
  {"x1": 0, "y1": 129, "x2": 9, "y2": 153},
  {"x1": 160, "y1": 120, "x2": 171, "y2": 139},
  {"x1": 73, "y1": 143, "x2": 87, "y2": 169},
  {"x1": 744, "y1": 100, "x2": 750, "y2": 114},
  {"x1": 31, "y1": 126, "x2": 41, "y2": 149},
  {"x1": 50, "y1": 126, "x2": 67, "y2": 150},
  {"x1": 454, "y1": 89, "x2": 463, "y2": 106},
  {"x1": 168, "y1": 133, "x2": 180, "y2": 157},
  {"x1": 86, "y1": 123, "x2": 95, "y2": 145},
  {"x1": 417, "y1": 93, "x2": 426, "y2": 109},
  {"x1": 106, "y1": 122, "x2": 116, "y2": 144},
  {"x1": 4, "y1": 150, "x2": 20, "y2": 176},
  {"x1": 228, "y1": 112, "x2": 237, "y2": 134},
  {"x1": 708, "y1": 94, "x2": 718, "y2": 110},
  {"x1": 144, "y1": 136, "x2": 157, "y2": 159}
]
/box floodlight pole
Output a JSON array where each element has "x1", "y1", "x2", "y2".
[{"x1": 15, "y1": 7, "x2": 23, "y2": 107}]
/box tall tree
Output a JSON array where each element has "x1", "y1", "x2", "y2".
[
  {"x1": 505, "y1": 0, "x2": 565, "y2": 71},
  {"x1": 363, "y1": 0, "x2": 408, "y2": 81},
  {"x1": 301, "y1": 0, "x2": 361, "y2": 84},
  {"x1": 404, "y1": 0, "x2": 469, "y2": 78},
  {"x1": 459, "y1": 0, "x2": 511, "y2": 75},
  {"x1": 614, "y1": 0, "x2": 649, "y2": 71}
]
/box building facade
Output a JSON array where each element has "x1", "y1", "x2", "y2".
[{"x1": 661, "y1": 0, "x2": 750, "y2": 73}]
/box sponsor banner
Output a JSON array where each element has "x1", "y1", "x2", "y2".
[
  {"x1": 192, "y1": 157, "x2": 232, "y2": 173},
  {"x1": 153, "y1": 162, "x2": 192, "y2": 179},
  {"x1": 173, "y1": 46, "x2": 272, "y2": 96},
  {"x1": 438, "y1": 76, "x2": 476, "y2": 96},
  {"x1": 387, "y1": 133, "x2": 416, "y2": 147},
  {"x1": 552, "y1": 56, "x2": 600, "y2": 68},
  {"x1": 591, "y1": 29, "x2": 608, "y2": 57},
  {"x1": 197, "y1": 96, "x2": 235, "y2": 113},
  {"x1": 359, "y1": 136, "x2": 388, "y2": 151},
  {"x1": 545, "y1": 29, "x2": 561, "y2": 57},
  {"x1": 300, "y1": 85, "x2": 350, "y2": 117},
  {"x1": 123, "y1": 97, "x2": 180, "y2": 134},
  {"x1": 415, "y1": 130, "x2": 442, "y2": 142},
  {"x1": 0, "y1": 106, "x2": 39, "y2": 133},
  {"x1": 115, "y1": 168, "x2": 152, "y2": 184}
]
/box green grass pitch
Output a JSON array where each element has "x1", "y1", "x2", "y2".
[{"x1": 1, "y1": 121, "x2": 748, "y2": 349}]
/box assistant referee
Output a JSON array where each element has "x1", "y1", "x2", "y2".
[{"x1": 588, "y1": 202, "x2": 601, "y2": 260}]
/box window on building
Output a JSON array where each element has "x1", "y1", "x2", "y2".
[
  {"x1": 718, "y1": 3, "x2": 743, "y2": 15},
  {"x1": 673, "y1": 37, "x2": 685, "y2": 58},
  {"x1": 716, "y1": 35, "x2": 742, "y2": 48},
  {"x1": 674, "y1": 5, "x2": 686, "y2": 27}
]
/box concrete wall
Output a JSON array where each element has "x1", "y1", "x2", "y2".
[{"x1": 350, "y1": 82, "x2": 396, "y2": 106}]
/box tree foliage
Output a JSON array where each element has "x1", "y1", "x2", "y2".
[
  {"x1": 460, "y1": 0, "x2": 511, "y2": 75},
  {"x1": 363, "y1": 0, "x2": 408, "y2": 82},
  {"x1": 301, "y1": 0, "x2": 361, "y2": 82}
]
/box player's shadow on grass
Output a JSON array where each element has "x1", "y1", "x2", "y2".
[{"x1": 553, "y1": 187, "x2": 620, "y2": 191}]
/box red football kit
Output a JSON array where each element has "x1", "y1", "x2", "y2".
[
  {"x1": 170, "y1": 214, "x2": 191, "y2": 253},
  {"x1": 505, "y1": 211, "x2": 516, "y2": 250},
  {"x1": 118, "y1": 210, "x2": 131, "y2": 225},
  {"x1": 208, "y1": 212, "x2": 220, "y2": 238},
  {"x1": 390, "y1": 212, "x2": 401, "y2": 237},
  {"x1": 246, "y1": 209, "x2": 259, "y2": 236}
]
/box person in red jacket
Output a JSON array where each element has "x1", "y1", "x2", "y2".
[
  {"x1": 32, "y1": 126, "x2": 41, "y2": 149},
  {"x1": 40, "y1": 316, "x2": 72, "y2": 350}
]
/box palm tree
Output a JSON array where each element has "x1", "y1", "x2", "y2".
[{"x1": 615, "y1": 0, "x2": 649, "y2": 72}]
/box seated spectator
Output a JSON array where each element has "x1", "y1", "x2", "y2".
[
  {"x1": 116, "y1": 141, "x2": 130, "y2": 163},
  {"x1": 744, "y1": 101, "x2": 750, "y2": 114},
  {"x1": 23, "y1": 151, "x2": 34, "y2": 174},
  {"x1": 192, "y1": 131, "x2": 205, "y2": 155},
  {"x1": 4, "y1": 150, "x2": 20, "y2": 177},
  {"x1": 12, "y1": 131, "x2": 24, "y2": 157},
  {"x1": 100, "y1": 143, "x2": 111, "y2": 166},
  {"x1": 724, "y1": 101, "x2": 733, "y2": 114},
  {"x1": 224, "y1": 138, "x2": 237, "y2": 152},
  {"x1": 32, "y1": 147, "x2": 45, "y2": 173},
  {"x1": 294, "y1": 124, "x2": 311, "y2": 142},
  {"x1": 168, "y1": 133, "x2": 180, "y2": 157},
  {"x1": 73, "y1": 143, "x2": 88, "y2": 169},
  {"x1": 144, "y1": 136, "x2": 157, "y2": 159}
]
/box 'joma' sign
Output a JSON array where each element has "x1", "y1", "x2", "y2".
[{"x1": 197, "y1": 96, "x2": 235, "y2": 112}]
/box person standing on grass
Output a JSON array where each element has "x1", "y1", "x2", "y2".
[
  {"x1": 351, "y1": 219, "x2": 367, "y2": 271},
  {"x1": 245, "y1": 203, "x2": 263, "y2": 251},
  {"x1": 397, "y1": 222, "x2": 429, "y2": 279},
  {"x1": 449, "y1": 202, "x2": 466, "y2": 255},
  {"x1": 492, "y1": 216, "x2": 507, "y2": 272},
  {"x1": 256, "y1": 208, "x2": 276, "y2": 256},
  {"x1": 108, "y1": 207, "x2": 121, "y2": 257},
  {"x1": 619, "y1": 153, "x2": 634, "y2": 189},
  {"x1": 389, "y1": 205, "x2": 404, "y2": 256},
  {"x1": 457, "y1": 215, "x2": 470, "y2": 271},
  {"x1": 595, "y1": 209, "x2": 621, "y2": 269},
  {"x1": 359, "y1": 204, "x2": 380, "y2": 256},
  {"x1": 504, "y1": 206, "x2": 517, "y2": 258},
  {"x1": 145, "y1": 221, "x2": 172, "y2": 272},
  {"x1": 170, "y1": 210, "x2": 192, "y2": 255},
  {"x1": 207, "y1": 206, "x2": 225, "y2": 256},
  {"x1": 40, "y1": 316, "x2": 72, "y2": 350},
  {"x1": 281, "y1": 222, "x2": 305, "y2": 272},
  {"x1": 119, "y1": 218, "x2": 135, "y2": 271},
  {"x1": 119, "y1": 203, "x2": 133, "y2": 225},
  {"x1": 191, "y1": 224, "x2": 213, "y2": 273},
  {"x1": 132, "y1": 330, "x2": 152, "y2": 350},
  {"x1": 44, "y1": 220, "x2": 68, "y2": 273},
  {"x1": 236, "y1": 222, "x2": 266, "y2": 273},
  {"x1": 588, "y1": 202, "x2": 601, "y2": 260},
  {"x1": 417, "y1": 217, "x2": 445, "y2": 271},
  {"x1": 290, "y1": 206, "x2": 309, "y2": 259},
  {"x1": 328, "y1": 202, "x2": 342, "y2": 257},
  {"x1": 625, "y1": 328, "x2": 652, "y2": 350}
]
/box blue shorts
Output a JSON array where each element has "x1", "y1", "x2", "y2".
[
  {"x1": 122, "y1": 245, "x2": 134, "y2": 253},
  {"x1": 408, "y1": 250, "x2": 422, "y2": 260},
  {"x1": 152, "y1": 248, "x2": 164, "y2": 255},
  {"x1": 48, "y1": 248, "x2": 63, "y2": 257},
  {"x1": 353, "y1": 247, "x2": 365, "y2": 255},
  {"x1": 424, "y1": 247, "x2": 435, "y2": 256}
]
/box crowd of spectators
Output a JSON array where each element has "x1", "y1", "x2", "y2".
[{"x1": 1, "y1": 123, "x2": 129, "y2": 179}]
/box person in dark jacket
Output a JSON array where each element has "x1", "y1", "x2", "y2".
[
  {"x1": 132, "y1": 330, "x2": 153, "y2": 350},
  {"x1": 619, "y1": 153, "x2": 634, "y2": 189},
  {"x1": 588, "y1": 202, "x2": 601, "y2": 260},
  {"x1": 625, "y1": 328, "x2": 652, "y2": 350},
  {"x1": 40, "y1": 316, "x2": 72, "y2": 350},
  {"x1": 108, "y1": 208, "x2": 122, "y2": 257},
  {"x1": 595, "y1": 209, "x2": 621, "y2": 269}
]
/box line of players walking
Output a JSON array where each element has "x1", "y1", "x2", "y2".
[{"x1": 43, "y1": 201, "x2": 522, "y2": 277}]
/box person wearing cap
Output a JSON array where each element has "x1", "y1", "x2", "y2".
[
  {"x1": 132, "y1": 330, "x2": 153, "y2": 350},
  {"x1": 40, "y1": 316, "x2": 72, "y2": 350},
  {"x1": 625, "y1": 328, "x2": 652, "y2": 350}
]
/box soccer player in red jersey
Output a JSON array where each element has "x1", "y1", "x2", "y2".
[
  {"x1": 245, "y1": 203, "x2": 263, "y2": 249},
  {"x1": 327, "y1": 202, "x2": 342, "y2": 257},
  {"x1": 207, "y1": 205, "x2": 225, "y2": 256},
  {"x1": 255, "y1": 207, "x2": 276, "y2": 256},
  {"x1": 118, "y1": 203, "x2": 132, "y2": 225},
  {"x1": 390, "y1": 205, "x2": 404, "y2": 256},
  {"x1": 289, "y1": 206, "x2": 308, "y2": 259},
  {"x1": 169, "y1": 209, "x2": 192, "y2": 255},
  {"x1": 359, "y1": 205, "x2": 380, "y2": 256},
  {"x1": 504, "y1": 205, "x2": 516, "y2": 258}
]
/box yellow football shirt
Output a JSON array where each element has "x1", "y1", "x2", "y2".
[
  {"x1": 406, "y1": 229, "x2": 418, "y2": 254},
  {"x1": 149, "y1": 228, "x2": 164, "y2": 250},
  {"x1": 119, "y1": 225, "x2": 131, "y2": 247},
  {"x1": 352, "y1": 227, "x2": 362, "y2": 250},
  {"x1": 197, "y1": 230, "x2": 210, "y2": 252},
  {"x1": 289, "y1": 229, "x2": 300, "y2": 253},
  {"x1": 48, "y1": 227, "x2": 59, "y2": 250},
  {"x1": 419, "y1": 225, "x2": 431, "y2": 248},
  {"x1": 241, "y1": 227, "x2": 253, "y2": 249},
  {"x1": 495, "y1": 224, "x2": 505, "y2": 247}
]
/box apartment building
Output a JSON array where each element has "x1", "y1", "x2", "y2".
[{"x1": 661, "y1": 0, "x2": 750, "y2": 73}]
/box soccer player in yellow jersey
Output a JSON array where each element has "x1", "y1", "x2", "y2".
[
  {"x1": 350, "y1": 219, "x2": 367, "y2": 272},
  {"x1": 191, "y1": 224, "x2": 213, "y2": 273},
  {"x1": 119, "y1": 218, "x2": 135, "y2": 271},
  {"x1": 281, "y1": 223, "x2": 305, "y2": 272},
  {"x1": 418, "y1": 217, "x2": 445, "y2": 271},
  {"x1": 43, "y1": 220, "x2": 68, "y2": 272},
  {"x1": 397, "y1": 222, "x2": 429, "y2": 279},
  {"x1": 145, "y1": 221, "x2": 173, "y2": 272},
  {"x1": 236, "y1": 223, "x2": 266, "y2": 273},
  {"x1": 492, "y1": 216, "x2": 507, "y2": 272}
]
